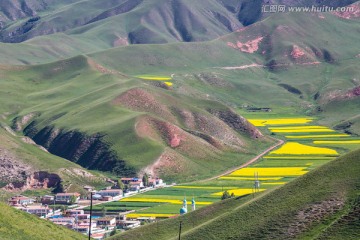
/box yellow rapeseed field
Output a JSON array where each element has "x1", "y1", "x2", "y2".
[
  {"x1": 120, "y1": 198, "x2": 212, "y2": 205},
  {"x1": 173, "y1": 186, "x2": 234, "y2": 190},
  {"x1": 229, "y1": 167, "x2": 308, "y2": 177},
  {"x1": 313, "y1": 140, "x2": 360, "y2": 144},
  {"x1": 269, "y1": 142, "x2": 338, "y2": 155},
  {"x1": 212, "y1": 188, "x2": 265, "y2": 196},
  {"x1": 248, "y1": 118, "x2": 313, "y2": 127},
  {"x1": 271, "y1": 129, "x2": 335, "y2": 133},
  {"x1": 269, "y1": 126, "x2": 328, "y2": 130},
  {"x1": 126, "y1": 213, "x2": 176, "y2": 218},
  {"x1": 136, "y1": 75, "x2": 172, "y2": 80},
  {"x1": 264, "y1": 156, "x2": 335, "y2": 160},
  {"x1": 218, "y1": 176, "x2": 283, "y2": 181},
  {"x1": 286, "y1": 134, "x2": 350, "y2": 139},
  {"x1": 164, "y1": 81, "x2": 173, "y2": 86}
]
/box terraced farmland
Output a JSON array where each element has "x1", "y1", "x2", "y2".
[{"x1": 97, "y1": 115, "x2": 359, "y2": 220}]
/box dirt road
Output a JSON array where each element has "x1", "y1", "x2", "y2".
[{"x1": 204, "y1": 137, "x2": 284, "y2": 181}]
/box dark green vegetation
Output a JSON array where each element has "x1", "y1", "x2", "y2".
[
  {"x1": 111, "y1": 148, "x2": 360, "y2": 240},
  {"x1": 0, "y1": 202, "x2": 86, "y2": 240}
]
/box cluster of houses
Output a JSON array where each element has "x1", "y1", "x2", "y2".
[
  {"x1": 7, "y1": 176, "x2": 166, "y2": 239},
  {"x1": 120, "y1": 177, "x2": 165, "y2": 192},
  {"x1": 49, "y1": 210, "x2": 142, "y2": 239}
]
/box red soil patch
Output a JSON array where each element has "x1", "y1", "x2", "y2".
[
  {"x1": 152, "y1": 119, "x2": 186, "y2": 149},
  {"x1": 150, "y1": 149, "x2": 189, "y2": 176},
  {"x1": 170, "y1": 134, "x2": 181, "y2": 148},
  {"x1": 176, "y1": 109, "x2": 196, "y2": 129},
  {"x1": 87, "y1": 58, "x2": 120, "y2": 75},
  {"x1": 135, "y1": 116, "x2": 162, "y2": 142},
  {"x1": 346, "y1": 85, "x2": 360, "y2": 98},
  {"x1": 291, "y1": 45, "x2": 306, "y2": 59},
  {"x1": 192, "y1": 112, "x2": 245, "y2": 148},
  {"x1": 112, "y1": 88, "x2": 176, "y2": 122},
  {"x1": 235, "y1": 26, "x2": 248, "y2": 32},
  {"x1": 321, "y1": 85, "x2": 360, "y2": 103},
  {"x1": 227, "y1": 37, "x2": 264, "y2": 53},
  {"x1": 113, "y1": 37, "x2": 129, "y2": 47},
  {"x1": 332, "y1": 3, "x2": 360, "y2": 19}
]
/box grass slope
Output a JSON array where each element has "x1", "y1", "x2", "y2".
[
  {"x1": 112, "y1": 148, "x2": 360, "y2": 240},
  {"x1": 0, "y1": 55, "x2": 271, "y2": 182},
  {"x1": 0, "y1": 202, "x2": 86, "y2": 240}
]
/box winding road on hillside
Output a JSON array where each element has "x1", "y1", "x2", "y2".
[{"x1": 204, "y1": 137, "x2": 284, "y2": 181}]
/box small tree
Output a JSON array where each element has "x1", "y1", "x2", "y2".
[
  {"x1": 221, "y1": 190, "x2": 231, "y2": 200},
  {"x1": 110, "y1": 228, "x2": 117, "y2": 236},
  {"x1": 69, "y1": 195, "x2": 77, "y2": 205},
  {"x1": 101, "y1": 206, "x2": 107, "y2": 217},
  {"x1": 117, "y1": 179, "x2": 125, "y2": 190},
  {"x1": 142, "y1": 173, "x2": 149, "y2": 187},
  {"x1": 61, "y1": 205, "x2": 67, "y2": 215}
]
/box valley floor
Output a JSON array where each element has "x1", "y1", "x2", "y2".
[{"x1": 101, "y1": 113, "x2": 359, "y2": 224}]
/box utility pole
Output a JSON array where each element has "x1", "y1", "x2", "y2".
[
  {"x1": 178, "y1": 221, "x2": 182, "y2": 240},
  {"x1": 88, "y1": 192, "x2": 93, "y2": 240}
]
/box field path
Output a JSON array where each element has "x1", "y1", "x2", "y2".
[{"x1": 203, "y1": 137, "x2": 284, "y2": 181}]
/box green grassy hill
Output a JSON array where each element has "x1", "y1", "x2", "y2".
[
  {"x1": 0, "y1": 202, "x2": 86, "y2": 240},
  {"x1": 0, "y1": 1, "x2": 358, "y2": 64},
  {"x1": 111, "y1": 148, "x2": 360, "y2": 240},
  {"x1": 0, "y1": 54, "x2": 272, "y2": 183}
]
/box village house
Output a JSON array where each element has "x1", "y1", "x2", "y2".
[
  {"x1": 77, "y1": 214, "x2": 90, "y2": 220},
  {"x1": 8, "y1": 195, "x2": 35, "y2": 206},
  {"x1": 149, "y1": 178, "x2": 164, "y2": 187},
  {"x1": 117, "y1": 219, "x2": 141, "y2": 230},
  {"x1": 90, "y1": 231, "x2": 106, "y2": 240},
  {"x1": 41, "y1": 195, "x2": 55, "y2": 204},
  {"x1": 96, "y1": 217, "x2": 116, "y2": 228},
  {"x1": 66, "y1": 209, "x2": 84, "y2": 216},
  {"x1": 117, "y1": 215, "x2": 141, "y2": 230},
  {"x1": 97, "y1": 189, "x2": 122, "y2": 199},
  {"x1": 55, "y1": 192, "x2": 80, "y2": 204},
  {"x1": 129, "y1": 181, "x2": 144, "y2": 191},
  {"x1": 50, "y1": 217, "x2": 76, "y2": 228},
  {"x1": 16, "y1": 205, "x2": 54, "y2": 218},
  {"x1": 120, "y1": 177, "x2": 137, "y2": 184},
  {"x1": 77, "y1": 220, "x2": 97, "y2": 229},
  {"x1": 136, "y1": 216, "x2": 156, "y2": 223},
  {"x1": 72, "y1": 226, "x2": 89, "y2": 234},
  {"x1": 101, "y1": 196, "x2": 113, "y2": 201}
]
